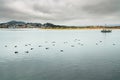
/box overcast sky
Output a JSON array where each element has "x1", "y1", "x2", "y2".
[{"x1": 0, "y1": 0, "x2": 120, "y2": 26}]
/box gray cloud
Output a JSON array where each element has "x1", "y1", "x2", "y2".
[
  {"x1": 83, "y1": 0, "x2": 120, "y2": 15},
  {"x1": 0, "y1": 0, "x2": 120, "y2": 25}
]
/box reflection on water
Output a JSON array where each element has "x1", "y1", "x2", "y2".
[{"x1": 0, "y1": 29, "x2": 120, "y2": 80}]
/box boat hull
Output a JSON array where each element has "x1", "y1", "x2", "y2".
[{"x1": 101, "y1": 30, "x2": 112, "y2": 33}]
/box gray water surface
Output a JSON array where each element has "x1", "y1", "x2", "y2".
[{"x1": 0, "y1": 29, "x2": 120, "y2": 80}]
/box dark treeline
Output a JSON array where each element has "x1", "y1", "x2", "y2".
[{"x1": 0, "y1": 20, "x2": 120, "y2": 29}]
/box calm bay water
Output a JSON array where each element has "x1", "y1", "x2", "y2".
[{"x1": 0, "y1": 29, "x2": 120, "y2": 80}]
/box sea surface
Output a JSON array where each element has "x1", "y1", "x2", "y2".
[{"x1": 0, "y1": 29, "x2": 120, "y2": 80}]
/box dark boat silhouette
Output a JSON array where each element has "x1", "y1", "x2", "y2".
[
  {"x1": 101, "y1": 24, "x2": 112, "y2": 33},
  {"x1": 101, "y1": 29, "x2": 112, "y2": 33}
]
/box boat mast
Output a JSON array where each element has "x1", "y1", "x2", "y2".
[{"x1": 104, "y1": 24, "x2": 106, "y2": 30}]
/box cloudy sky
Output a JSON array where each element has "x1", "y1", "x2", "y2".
[{"x1": 0, "y1": 0, "x2": 120, "y2": 26}]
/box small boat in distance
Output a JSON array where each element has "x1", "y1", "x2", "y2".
[
  {"x1": 101, "y1": 24, "x2": 112, "y2": 33},
  {"x1": 101, "y1": 29, "x2": 112, "y2": 33}
]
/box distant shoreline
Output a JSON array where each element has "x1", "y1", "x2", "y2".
[
  {"x1": 41, "y1": 27, "x2": 120, "y2": 30},
  {"x1": 0, "y1": 27, "x2": 120, "y2": 30}
]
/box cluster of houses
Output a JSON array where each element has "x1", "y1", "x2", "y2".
[
  {"x1": 0, "y1": 20, "x2": 65, "y2": 28},
  {"x1": 0, "y1": 21, "x2": 43, "y2": 28}
]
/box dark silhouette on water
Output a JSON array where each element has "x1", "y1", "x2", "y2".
[
  {"x1": 101, "y1": 24, "x2": 112, "y2": 33},
  {"x1": 28, "y1": 44, "x2": 31, "y2": 46},
  {"x1": 60, "y1": 50, "x2": 64, "y2": 52},
  {"x1": 25, "y1": 51, "x2": 29, "y2": 53},
  {"x1": 71, "y1": 45, "x2": 75, "y2": 47},
  {"x1": 5, "y1": 39, "x2": 118, "y2": 55},
  {"x1": 113, "y1": 44, "x2": 115, "y2": 45},
  {"x1": 52, "y1": 41, "x2": 56, "y2": 43},
  {"x1": 30, "y1": 48, "x2": 34, "y2": 50},
  {"x1": 99, "y1": 41, "x2": 102, "y2": 43},
  {"x1": 101, "y1": 30, "x2": 112, "y2": 33},
  {"x1": 5, "y1": 45, "x2": 7, "y2": 47},
  {"x1": 14, "y1": 45, "x2": 17, "y2": 48},
  {"x1": 64, "y1": 42, "x2": 68, "y2": 44},
  {"x1": 15, "y1": 51, "x2": 18, "y2": 54},
  {"x1": 25, "y1": 45, "x2": 28, "y2": 46},
  {"x1": 81, "y1": 44, "x2": 84, "y2": 46},
  {"x1": 52, "y1": 44, "x2": 55, "y2": 46},
  {"x1": 38, "y1": 45, "x2": 42, "y2": 47},
  {"x1": 45, "y1": 47, "x2": 49, "y2": 50}
]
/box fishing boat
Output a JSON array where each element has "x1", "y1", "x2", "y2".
[
  {"x1": 101, "y1": 29, "x2": 112, "y2": 33},
  {"x1": 101, "y1": 24, "x2": 112, "y2": 33}
]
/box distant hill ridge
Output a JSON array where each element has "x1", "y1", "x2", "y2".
[
  {"x1": 7, "y1": 20, "x2": 26, "y2": 25},
  {"x1": 0, "y1": 20, "x2": 120, "y2": 28}
]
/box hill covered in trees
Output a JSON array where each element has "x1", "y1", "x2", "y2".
[{"x1": 0, "y1": 20, "x2": 120, "y2": 29}]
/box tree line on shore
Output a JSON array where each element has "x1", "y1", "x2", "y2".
[{"x1": 0, "y1": 20, "x2": 120, "y2": 29}]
